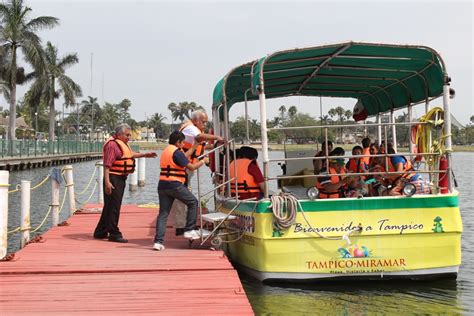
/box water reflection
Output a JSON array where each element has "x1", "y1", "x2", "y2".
[{"x1": 242, "y1": 274, "x2": 464, "y2": 315}]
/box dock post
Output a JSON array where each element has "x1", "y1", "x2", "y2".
[
  {"x1": 0, "y1": 170, "x2": 9, "y2": 259},
  {"x1": 51, "y1": 175, "x2": 60, "y2": 226},
  {"x1": 129, "y1": 168, "x2": 138, "y2": 191},
  {"x1": 20, "y1": 180, "x2": 31, "y2": 248},
  {"x1": 64, "y1": 165, "x2": 77, "y2": 216},
  {"x1": 97, "y1": 162, "x2": 104, "y2": 204},
  {"x1": 138, "y1": 157, "x2": 146, "y2": 187}
]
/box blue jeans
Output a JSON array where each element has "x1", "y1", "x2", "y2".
[{"x1": 154, "y1": 184, "x2": 198, "y2": 244}]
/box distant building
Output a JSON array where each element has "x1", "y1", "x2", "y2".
[{"x1": 138, "y1": 127, "x2": 156, "y2": 141}]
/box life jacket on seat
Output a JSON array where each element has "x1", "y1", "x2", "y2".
[
  {"x1": 179, "y1": 121, "x2": 206, "y2": 163},
  {"x1": 108, "y1": 138, "x2": 136, "y2": 176},
  {"x1": 229, "y1": 158, "x2": 261, "y2": 195},
  {"x1": 316, "y1": 167, "x2": 345, "y2": 199},
  {"x1": 159, "y1": 145, "x2": 187, "y2": 183},
  {"x1": 388, "y1": 156, "x2": 416, "y2": 182}
]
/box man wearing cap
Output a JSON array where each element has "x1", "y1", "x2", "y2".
[{"x1": 315, "y1": 147, "x2": 350, "y2": 199}]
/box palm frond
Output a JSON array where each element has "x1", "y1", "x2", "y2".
[
  {"x1": 57, "y1": 53, "x2": 79, "y2": 69},
  {"x1": 25, "y1": 16, "x2": 59, "y2": 31}
]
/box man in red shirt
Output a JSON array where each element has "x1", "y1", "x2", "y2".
[{"x1": 93, "y1": 123, "x2": 156, "y2": 243}]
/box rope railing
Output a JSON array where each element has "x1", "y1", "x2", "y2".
[
  {"x1": 75, "y1": 167, "x2": 97, "y2": 196},
  {"x1": 8, "y1": 174, "x2": 51, "y2": 194},
  {"x1": 75, "y1": 182, "x2": 98, "y2": 210}
]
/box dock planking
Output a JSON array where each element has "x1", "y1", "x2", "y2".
[{"x1": 0, "y1": 204, "x2": 253, "y2": 315}]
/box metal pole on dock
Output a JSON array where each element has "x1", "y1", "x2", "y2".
[
  {"x1": 97, "y1": 162, "x2": 104, "y2": 204},
  {"x1": 64, "y1": 165, "x2": 77, "y2": 216},
  {"x1": 138, "y1": 157, "x2": 146, "y2": 187},
  {"x1": 51, "y1": 176, "x2": 60, "y2": 226},
  {"x1": 129, "y1": 168, "x2": 138, "y2": 191},
  {"x1": 0, "y1": 170, "x2": 9, "y2": 259},
  {"x1": 20, "y1": 180, "x2": 31, "y2": 248}
]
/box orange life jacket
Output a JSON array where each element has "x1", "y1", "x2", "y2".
[
  {"x1": 388, "y1": 156, "x2": 416, "y2": 181},
  {"x1": 316, "y1": 167, "x2": 345, "y2": 199},
  {"x1": 159, "y1": 145, "x2": 187, "y2": 183},
  {"x1": 347, "y1": 158, "x2": 366, "y2": 174},
  {"x1": 229, "y1": 158, "x2": 261, "y2": 195},
  {"x1": 108, "y1": 138, "x2": 135, "y2": 176},
  {"x1": 361, "y1": 147, "x2": 371, "y2": 166},
  {"x1": 179, "y1": 121, "x2": 206, "y2": 163}
]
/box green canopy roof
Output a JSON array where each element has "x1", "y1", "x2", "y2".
[{"x1": 212, "y1": 42, "x2": 447, "y2": 120}]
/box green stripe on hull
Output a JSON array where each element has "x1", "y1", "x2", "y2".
[{"x1": 222, "y1": 193, "x2": 459, "y2": 213}]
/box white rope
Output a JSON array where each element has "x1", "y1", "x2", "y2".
[
  {"x1": 270, "y1": 192, "x2": 362, "y2": 246},
  {"x1": 270, "y1": 193, "x2": 298, "y2": 231}
]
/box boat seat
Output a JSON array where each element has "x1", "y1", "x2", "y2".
[{"x1": 281, "y1": 185, "x2": 309, "y2": 199}]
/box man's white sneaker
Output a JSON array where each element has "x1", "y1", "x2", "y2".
[
  {"x1": 183, "y1": 229, "x2": 201, "y2": 240},
  {"x1": 153, "y1": 242, "x2": 165, "y2": 251}
]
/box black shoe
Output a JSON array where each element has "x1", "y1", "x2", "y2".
[
  {"x1": 93, "y1": 234, "x2": 108, "y2": 239},
  {"x1": 108, "y1": 236, "x2": 128, "y2": 243},
  {"x1": 175, "y1": 228, "x2": 184, "y2": 236}
]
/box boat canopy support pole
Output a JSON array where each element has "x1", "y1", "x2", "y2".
[
  {"x1": 442, "y1": 78, "x2": 453, "y2": 192},
  {"x1": 258, "y1": 91, "x2": 269, "y2": 198},
  {"x1": 408, "y1": 105, "x2": 414, "y2": 154},
  {"x1": 223, "y1": 100, "x2": 231, "y2": 196},
  {"x1": 244, "y1": 88, "x2": 251, "y2": 145},
  {"x1": 377, "y1": 115, "x2": 382, "y2": 145},
  {"x1": 391, "y1": 109, "x2": 397, "y2": 152}
]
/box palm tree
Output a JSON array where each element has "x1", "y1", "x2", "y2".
[
  {"x1": 288, "y1": 106, "x2": 297, "y2": 118},
  {"x1": 0, "y1": 0, "x2": 59, "y2": 141},
  {"x1": 168, "y1": 101, "x2": 203, "y2": 123},
  {"x1": 101, "y1": 102, "x2": 120, "y2": 133},
  {"x1": 28, "y1": 41, "x2": 82, "y2": 147},
  {"x1": 278, "y1": 105, "x2": 286, "y2": 120},
  {"x1": 81, "y1": 96, "x2": 100, "y2": 139},
  {"x1": 148, "y1": 112, "x2": 168, "y2": 138}
]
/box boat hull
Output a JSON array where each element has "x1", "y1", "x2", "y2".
[{"x1": 218, "y1": 193, "x2": 462, "y2": 282}]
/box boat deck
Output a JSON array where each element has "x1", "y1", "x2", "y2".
[{"x1": 0, "y1": 204, "x2": 253, "y2": 315}]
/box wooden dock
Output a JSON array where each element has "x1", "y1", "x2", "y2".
[
  {"x1": 0, "y1": 152, "x2": 102, "y2": 171},
  {"x1": 0, "y1": 204, "x2": 253, "y2": 315}
]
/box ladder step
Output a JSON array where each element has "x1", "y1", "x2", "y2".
[{"x1": 201, "y1": 212, "x2": 237, "y2": 223}]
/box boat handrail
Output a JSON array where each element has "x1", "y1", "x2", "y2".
[
  {"x1": 196, "y1": 140, "x2": 229, "y2": 160},
  {"x1": 268, "y1": 121, "x2": 427, "y2": 131},
  {"x1": 269, "y1": 169, "x2": 446, "y2": 181},
  {"x1": 268, "y1": 152, "x2": 439, "y2": 163},
  {"x1": 200, "y1": 177, "x2": 237, "y2": 198}
]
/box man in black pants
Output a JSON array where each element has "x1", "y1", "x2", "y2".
[{"x1": 93, "y1": 123, "x2": 156, "y2": 243}]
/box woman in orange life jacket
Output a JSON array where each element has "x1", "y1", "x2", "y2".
[
  {"x1": 313, "y1": 140, "x2": 333, "y2": 174},
  {"x1": 93, "y1": 123, "x2": 157, "y2": 243},
  {"x1": 315, "y1": 147, "x2": 352, "y2": 199},
  {"x1": 345, "y1": 145, "x2": 369, "y2": 197},
  {"x1": 229, "y1": 146, "x2": 265, "y2": 200},
  {"x1": 384, "y1": 146, "x2": 422, "y2": 196},
  {"x1": 153, "y1": 131, "x2": 210, "y2": 251}
]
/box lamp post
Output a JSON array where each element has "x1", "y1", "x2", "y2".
[{"x1": 34, "y1": 112, "x2": 38, "y2": 138}]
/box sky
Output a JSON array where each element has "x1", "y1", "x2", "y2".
[{"x1": 9, "y1": 0, "x2": 474, "y2": 124}]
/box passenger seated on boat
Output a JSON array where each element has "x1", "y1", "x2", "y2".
[
  {"x1": 385, "y1": 147, "x2": 427, "y2": 196},
  {"x1": 360, "y1": 137, "x2": 371, "y2": 167},
  {"x1": 315, "y1": 149, "x2": 351, "y2": 199},
  {"x1": 367, "y1": 152, "x2": 391, "y2": 196},
  {"x1": 313, "y1": 140, "x2": 333, "y2": 174},
  {"x1": 229, "y1": 146, "x2": 264, "y2": 200},
  {"x1": 345, "y1": 145, "x2": 369, "y2": 197}
]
